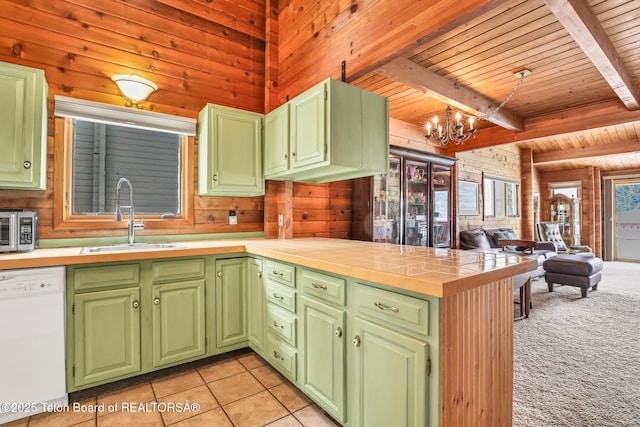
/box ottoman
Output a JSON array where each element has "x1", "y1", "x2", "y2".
[{"x1": 543, "y1": 253, "x2": 604, "y2": 298}]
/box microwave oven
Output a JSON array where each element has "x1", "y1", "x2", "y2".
[{"x1": 0, "y1": 210, "x2": 38, "y2": 252}]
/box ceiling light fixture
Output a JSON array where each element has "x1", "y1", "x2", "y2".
[
  {"x1": 425, "y1": 68, "x2": 531, "y2": 146},
  {"x1": 111, "y1": 74, "x2": 158, "y2": 105}
]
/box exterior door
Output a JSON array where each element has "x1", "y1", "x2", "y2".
[
  {"x1": 614, "y1": 180, "x2": 640, "y2": 261},
  {"x1": 74, "y1": 287, "x2": 141, "y2": 387},
  {"x1": 151, "y1": 279, "x2": 206, "y2": 367}
]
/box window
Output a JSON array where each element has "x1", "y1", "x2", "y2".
[
  {"x1": 483, "y1": 175, "x2": 520, "y2": 218},
  {"x1": 53, "y1": 96, "x2": 196, "y2": 230}
]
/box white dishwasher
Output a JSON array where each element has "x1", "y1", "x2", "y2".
[{"x1": 0, "y1": 266, "x2": 67, "y2": 424}]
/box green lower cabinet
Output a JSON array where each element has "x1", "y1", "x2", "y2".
[
  {"x1": 73, "y1": 287, "x2": 141, "y2": 388},
  {"x1": 247, "y1": 258, "x2": 265, "y2": 351},
  {"x1": 348, "y1": 317, "x2": 429, "y2": 427},
  {"x1": 300, "y1": 296, "x2": 345, "y2": 423},
  {"x1": 215, "y1": 258, "x2": 248, "y2": 349},
  {"x1": 151, "y1": 279, "x2": 206, "y2": 368}
]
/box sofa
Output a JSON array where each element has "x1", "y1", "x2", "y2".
[{"x1": 459, "y1": 227, "x2": 557, "y2": 279}]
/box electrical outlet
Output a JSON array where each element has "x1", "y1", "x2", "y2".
[
  {"x1": 228, "y1": 210, "x2": 237, "y2": 225},
  {"x1": 278, "y1": 214, "x2": 284, "y2": 226}
]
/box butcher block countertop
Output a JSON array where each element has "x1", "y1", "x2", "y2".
[{"x1": 0, "y1": 237, "x2": 536, "y2": 298}]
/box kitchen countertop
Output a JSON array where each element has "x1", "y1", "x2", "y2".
[{"x1": 0, "y1": 238, "x2": 536, "y2": 298}]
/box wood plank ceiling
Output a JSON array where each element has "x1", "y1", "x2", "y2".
[{"x1": 350, "y1": 0, "x2": 640, "y2": 173}]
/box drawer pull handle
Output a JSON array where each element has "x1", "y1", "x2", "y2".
[
  {"x1": 154, "y1": 297, "x2": 160, "y2": 305},
  {"x1": 352, "y1": 335, "x2": 361, "y2": 348},
  {"x1": 132, "y1": 300, "x2": 140, "y2": 309},
  {"x1": 273, "y1": 350, "x2": 284, "y2": 361},
  {"x1": 335, "y1": 327, "x2": 343, "y2": 338},
  {"x1": 272, "y1": 269, "x2": 284, "y2": 277},
  {"x1": 217, "y1": 271, "x2": 223, "y2": 278},
  {"x1": 272, "y1": 293, "x2": 284, "y2": 301},
  {"x1": 374, "y1": 301, "x2": 399, "y2": 313},
  {"x1": 273, "y1": 320, "x2": 284, "y2": 329},
  {"x1": 312, "y1": 282, "x2": 328, "y2": 290}
]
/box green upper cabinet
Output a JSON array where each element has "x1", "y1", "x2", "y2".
[
  {"x1": 264, "y1": 103, "x2": 290, "y2": 177},
  {"x1": 264, "y1": 78, "x2": 389, "y2": 183},
  {"x1": 198, "y1": 104, "x2": 264, "y2": 196},
  {"x1": 0, "y1": 61, "x2": 48, "y2": 190}
]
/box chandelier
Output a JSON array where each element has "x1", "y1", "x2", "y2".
[
  {"x1": 425, "y1": 106, "x2": 476, "y2": 146},
  {"x1": 424, "y1": 68, "x2": 531, "y2": 146}
]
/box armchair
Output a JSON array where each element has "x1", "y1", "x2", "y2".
[{"x1": 536, "y1": 222, "x2": 591, "y2": 254}]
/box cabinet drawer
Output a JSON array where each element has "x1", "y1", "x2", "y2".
[
  {"x1": 267, "y1": 334, "x2": 297, "y2": 381},
  {"x1": 73, "y1": 264, "x2": 140, "y2": 291},
  {"x1": 266, "y1": 281, "x2": 297, "y2": 313},
  {"x1": 301, "y1": 269, "x2": 345, "y2": 306},
  {"x1": 151, "y1": 258, "x2": 205, "y2": 282},
  {"x1": 266, "y1": 305, "x2": 297, "y2": 347},
  {"x1": 355, "y1": 284, "x2": 430, "y2": 336},
  {"x1": 265, "y1": 260, "x2": 296, "y2": 288}
]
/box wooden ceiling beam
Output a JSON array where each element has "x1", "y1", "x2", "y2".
[
  {"x1": 448, "y1": 99, "x2": 640, "y2": 156},
  {"x1": 533, "y1": 141, "x2": 640, "y2": 165},
  {"x1": 544, "y1": 0, "x2": 640, "y2": 110},
  {"x1": 377, "y1": 58, "x2": 525, "y2": 131}
]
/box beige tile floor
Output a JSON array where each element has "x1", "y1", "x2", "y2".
[{"x1": 2, "y1": 352, "x2": 339, "y2": 427}]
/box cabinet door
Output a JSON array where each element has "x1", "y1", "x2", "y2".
[
  {"x1": 198, "y1": 104, "x2": 263, "y2": 196},
  {"x1": 289, "y1": 82, "x2": 326, "y2": 169},
  {"x1": 247, "y1": 258, "x2": 264, "y2": 351},
  {"x1": 349, "y1": 317, "x2": 428, "y2": 427},
  {"x1": 215, "y1": 258, "x2": 248, "y2": 348},
  {"x1": 264, "y1": 103, "x2": 289, "y2": 177},
  {"x1": 151, "y1": 279, "x2": 206, "y2": 368},
  {"x1": 300, "y1": 296, "x2": 345, "y2": 422},
  {"x1": 74, "y1": 287, "x2": 141, "y2": 387},
  {"x1": 0, "y1": 62, "x2": 47, "y2": 190}
]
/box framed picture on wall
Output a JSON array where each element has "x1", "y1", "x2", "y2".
[{"x1": 458, "y1": 180, "x2": 480, "y2": 215}]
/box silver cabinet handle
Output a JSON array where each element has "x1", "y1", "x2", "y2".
[
  {"x1": 352, "y1": 335, "x2": 361, "y2": 347},
  {"x1": 312, "y1": 282, "x2": 327, "y2": 290},
  {"x1": 273, "y1": 350, "x2": 284, "y2": 361},
  {"x1": 132, "y1": 300, "x2": 140, "y2": 309},
  {"x1": 272, "y1": 293, "x2": 284, "y2": 301},
  {"x1": 258, "y1": 271, "x2": 263, "y2": 278},
  {"x1": 273, "y1": 320, "x2": 284, "y2": 329},
  {"x1": 154, "y1": 297, "x2": 160, "y2": 305},
  {"x1": 217, "y1": 271, "x2": 223, "y2": 278},
  {"x1": 335, "y1": 327, "x2": 343, "y2": 338},
  {"x1": 272, "y1": 269, "x2": 284, "y2": 277},
  {"x1": 284, "y1": 153, "x2": 288, "y2": 159},
  {"x1": 212, "y1": 174, "x2": 218, "y2": 182},
  {"x1": 374, "y1": 301, "x2": 399, "y2": 313},
  {"x1": 23, "y1": 160, "x2": 31, "y2": 169}
]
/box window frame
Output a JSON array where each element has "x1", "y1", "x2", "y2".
[{"x1": 53, "y1": 117, "x2": 195, "y2": 231}]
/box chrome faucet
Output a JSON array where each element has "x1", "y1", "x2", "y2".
[{"x1": 114, "y1": 177, "x2": 144, "y2": 244}]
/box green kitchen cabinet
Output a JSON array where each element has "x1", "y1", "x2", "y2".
[
  {"x1": 151, "y1": 279, "x2": 206, "y2": 368},
  {"x1": 264, "y1": 78, "x2": 389, "y2": 183},
  {"x1": 348, "y1": 316, "x2": 429, "y2": 427},
  {"x1": 215, "y1": 257, "x2": 249, "y2": 349},
  {"x1": 0, "y1": 61, "x2": 48, "y2": 190},
  {"x1": 73, "y1": 287, "x2": 141, "y2": 388},
  {"x1": 247, "y1": 257, "x2": 265, "y2": 351},
  {"x1": 300, "y1": 295, "x2": 346, "y2": 422},
  {"x1": 198, "y1": 104, "x2": 264, "y2": 196},
  {"x1": 264, "y1": 103, "x2": 290, "y2": 177}
]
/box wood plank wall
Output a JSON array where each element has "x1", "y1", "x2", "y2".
[
  {"x1": 0, "y1": 0, "x2": 267, "y2": 240},
  {"x1": 455, "y1": 144, "x2": 523, "y2": 236}
]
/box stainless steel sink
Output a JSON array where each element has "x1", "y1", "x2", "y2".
[{"x1": 80, "y1": 243, "x2": 187, "y2": 254}]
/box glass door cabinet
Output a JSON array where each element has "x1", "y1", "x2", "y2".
[{"x1": 352, "y1": 148, "x2": 456, "y2": 248}]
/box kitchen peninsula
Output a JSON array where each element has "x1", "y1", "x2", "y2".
[{"x1": 0, "y1": 238, "x2": 535, "y2": 426}]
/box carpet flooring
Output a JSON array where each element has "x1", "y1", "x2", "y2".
[{"x1": 513, "y1": 261, "x2": 640, "y2": 427}]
